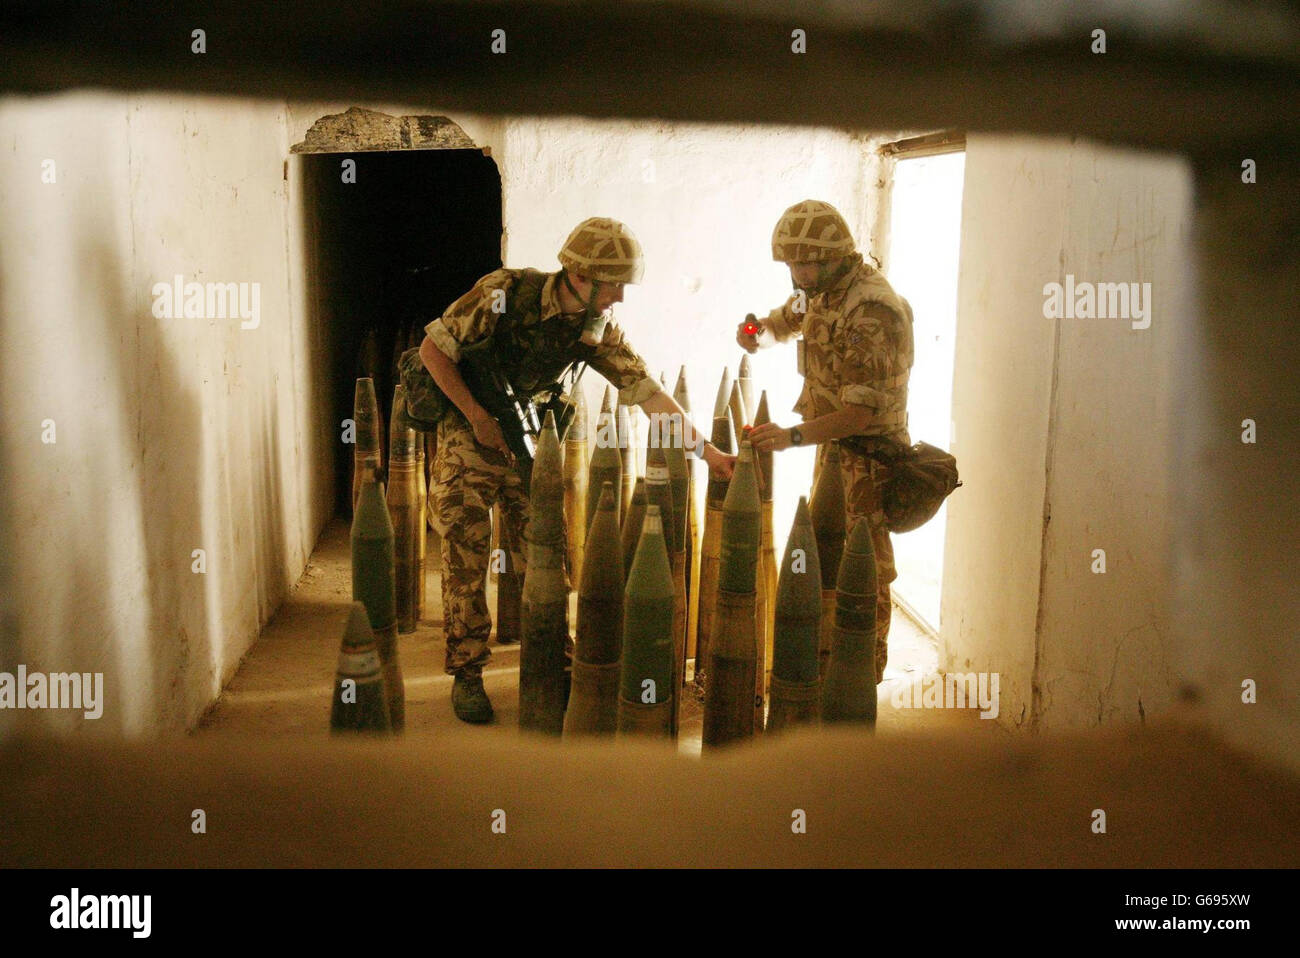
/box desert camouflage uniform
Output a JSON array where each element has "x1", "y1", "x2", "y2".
[
  {"x1": 765, "y1": 252, "x2": 914, "y2": 682},
  {"x1": 425, "y1": 268, "x2": 660, "y2": 675}
]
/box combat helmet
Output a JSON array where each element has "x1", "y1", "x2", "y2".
[
  {"x1": 771, "y1": 200, "x2": 856, "y2": 262},
  {"x1": 559, "y1": 217, "x2": 645, "y2": 284}
]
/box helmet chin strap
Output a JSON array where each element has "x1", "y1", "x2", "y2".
[{"x1": 561, "y1": 269, "x2": 602, "y2": 322}]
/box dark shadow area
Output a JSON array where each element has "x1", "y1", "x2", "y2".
[{"x1": 299, "y1": 147, "x2": 503, "y2": 517}]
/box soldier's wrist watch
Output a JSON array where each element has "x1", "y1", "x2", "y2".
[{"x1": 789, "y1": 427, "x2": 803, "y2": 446}]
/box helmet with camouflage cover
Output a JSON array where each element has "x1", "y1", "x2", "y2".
[
  {"x1": 559, "y1": 217, "x2": 645, "y2": 284},
  {"x1": 771, "y1": 200, "x2": 856, "y2": 262}
]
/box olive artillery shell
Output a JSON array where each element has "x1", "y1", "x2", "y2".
[
  {"x1": 754, "y1": 392, "x2": 778, "y2": 700},
  {"x1": 728, "y1": 380, "x2": 747, "y2": 434},
  {"x1": 737, "y1": 353, "x2": 754, "y2": 425},
  {"x1": 387, "y1": 386, "x2": 421, "y2": 635},
  {"x1": 564, "y1": 483, "x2": 624, "y2": 737},
  {"x1": 519, "y1": 411, "x2": 569, "y2": 735},
  {"x1": 821, "y1": 518, "x2": 879, "y2": 726},
  {"x1": 588, "y1": 389, "x2": 623, "y2": 531},
  {"x1": 415, "y1": 431, "x2": 428, "y2": 622},
  {"x1": 753, "y1": 392, "x2": 775, "y2": 506},
  {"x1": 767, "y1": 497, "x2": 823, "y2": 732},
  {"x1": 663, "y1": 417, "x2": 690, "y2": 726},
  {"x1": 620, "y1": 477, "x2": 647, "y2": 577},
  {"x1": 643, "y1": 443, "x2": 677, "y2": 557},
  {"x1": 563, "y1": 387, "x2": 589, "y2": 582},
  {"x1": 351, "y1": 377, "x2": 383, "y2": 513},
  {"x1": 330, "y1": 601, "x2": 393, "y2": 734},
  {"x1": 672, "y1": 366, "x2": 692, "y2": 415},
  {"x1": 702, "y1": 443, "x2": 761, "y2": 750},
  {"x1": 748, "y1": 432, "x2": 769, "y2": 731},
  {"x1": 617, "y1": 505, "x2": 675, "y2": 739},
  {"x1": 810, "y1": 442, "x2": 846, "y2": 678},
  {"x1": 718, "y1": 442, "x2": 761, "y2": 594},
  {"x1": 673, "y1": 367, "x2": 702, "y2": 669},
  {"x1": 616, "y1": 402, "x2": 636, "y2": 521},
  {"x1": 693, "y1": 374, "x2": 736, "y2": 691},
  {"x1": 644, "y1": 440, "x2": 682, "y2": 730},
  {"x1": 351, "y1": 459, "x2": 403, "y2": 730}
]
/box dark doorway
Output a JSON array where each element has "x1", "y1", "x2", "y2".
[{"x1": 300, "y1": 147, "x2": 503, "y2": 516}]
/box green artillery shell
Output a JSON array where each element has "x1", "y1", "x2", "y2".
[
  {"x1": 822, "y1": 518, "x2": 879, "y2": 725},
  {"x1": 702, "y1": 443, "x2": 761, "y2": 750},
  {"x1": 753, "y1": 391, "x2": 774, "y2": 507},
  {"x1": 520, "y1": 411, "x2": 569, "y2": 735},
  {"x1": 564, "y1": 483, "x2": 624, "y2": 737},
  {"x1": 620, "y1": 477, "x2": 647, "y2": 579},
  {"x1": 737, "y1": 353, "x2": 754, "y2": 426},
  {"x1": 767, "y1": 497, "x2": 823, "y2": 732},
  {"x1": 754, "y1": 391, "x2": 778, "y2": 702},
  {"x1": 352, "y1": 377, "x2": 383, "y2": 513},
  {"x1": 810, "y1": 442, "x2": 846, "y2": 678},
  {"x1": 330, "y1": 601, "x2": 393, "y2": 734},
  {"x1": 664, "y1": 417, "x2": 690, "y2": 564},
  {"x1": 672, "y1": 366, "x2": 692, "y2": 415},
  {"x1": 750, "y1": 443, "x2": 769, "y2": 731},
  {"x1": 702, "y1": 590, "x2": 757, "y2": 749},
  {"x1": 563, "y1": 387, "x2": 589, "y2": 583},
  {"x1": 588, "y1": 390, "x2": 623, "y2": 531},
  {"x1": 644, "y1": 434, "x2": 686, "y2": 731},
  {"x1": 694, "y1": 373, "x2": 736, "y2": 691},
  {"x1": 663, "y1": 417, "x2": 690, "y2": 728},
  {"x1": 387, "y1": 386, "x2": 421, "y2": 635},
  {"x1": 352, "y1": 459, "x2": 403, "y2": 730},
  {"x1": 617, "y1": 505, "x2": 676, "y2": 739},
  {"x1": 673, "y1": 366, "x2": 701, "y2": 670},
  {"x1": 616, "y1": 402, "x2": 636, "y2": 522},
  {"x1": 644, "y1": 443, "x2": 678, "y2": 558},
  {"x1": 718, "y1": 442, "x2": 760, "y2": 594},
  {"x1": 728, "y1": 380, "x2": 747, "y2": 434}
]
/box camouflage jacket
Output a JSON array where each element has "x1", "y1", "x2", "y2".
[
  {"x1": 764, "y1": 253, "x2": 914, "y2": 439},
  {"x1": 425, "y1": 268, "x2": 661, "y2": 408}
]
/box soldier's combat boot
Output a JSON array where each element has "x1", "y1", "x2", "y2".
[{"x1": 452, "y1": 669, "x2": 494, "y2": 724}]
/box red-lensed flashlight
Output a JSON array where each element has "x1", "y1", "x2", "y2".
[{"x1": 742, "y1": 313, "x2": 759, "y2": 337}]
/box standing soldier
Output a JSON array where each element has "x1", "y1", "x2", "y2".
[
  {"x1": 419, "y1": 218, "x2": 735, "y2": 723},
  {"x1": 743, "y1": 200, "x2": 914, "y2": 685}
]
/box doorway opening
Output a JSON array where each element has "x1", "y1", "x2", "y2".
[
  {"x1": 297, "y1": 120, "x2": 503, "y2": 516},
  {"x1": 884, "y1": 142, "x2": 966, "y2": 634}
]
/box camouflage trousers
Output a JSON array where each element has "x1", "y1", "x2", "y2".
[
  {"x1": 429, "y1": 414, "x2": 530, "y2": 675},
  {"x1": 815, "y1": 439, "x2": 898, "y2": 684}
]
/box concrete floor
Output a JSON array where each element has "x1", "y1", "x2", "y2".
[{"x1": 196, "y1": 516, "x2": 998, "y2": 748}]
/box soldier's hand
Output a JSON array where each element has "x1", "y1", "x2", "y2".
[
  {"x1": 736, "y1": 314, "x2": 763, "y2": 354},
  {"x1": 469, "y1": 410, "x2": 512, "y2": 458},
  {"x1": 748, "y1": 422, "x2": 791, "y2": 452},
  {"x1": 702, "y1": 444, "x2": 737, "y2": 480}
]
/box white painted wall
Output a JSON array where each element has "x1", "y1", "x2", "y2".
[
  {"x1": 942, "y1": 134, "x2": 1189, "y2": 730},
  {"x1": 0, "y1": 91, "x2": 335, "y2": 736}
]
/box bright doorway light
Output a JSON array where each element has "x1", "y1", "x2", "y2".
[{"x1": 886, "y1": 149, "x2": 965, "y2": 632}]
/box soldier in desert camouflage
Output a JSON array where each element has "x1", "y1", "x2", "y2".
[
  {"x1": 743, "y1": 200, "x2": 915, "y2": 685},
  {"x1": 419, "y1": 217, "x2": 734, "y2": 723}
]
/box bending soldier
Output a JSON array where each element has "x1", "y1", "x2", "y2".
[
  {"x1": 420, "y1": 217, "x2": 735, "y2": 723},
  {"x1": 743, "y1": 200, "x2": 915, "y2": 685}
]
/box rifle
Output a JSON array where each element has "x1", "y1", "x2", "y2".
[{"x1": 460, "y1": 349, "x2": 586, "y2": 490}]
